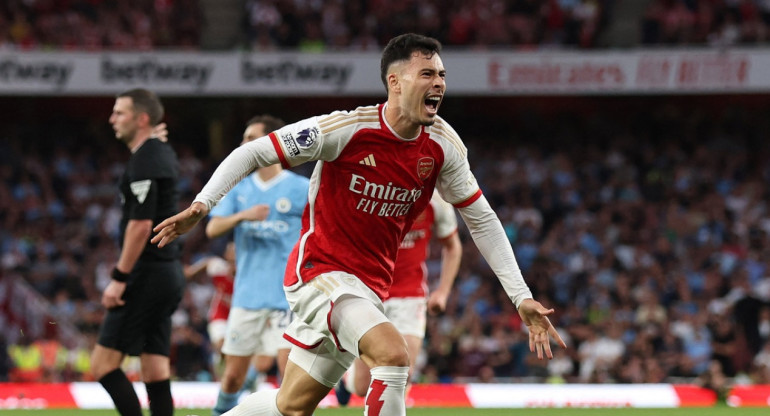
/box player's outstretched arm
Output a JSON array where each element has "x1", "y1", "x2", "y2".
[
  {"x1": 151, "y1": 201, "x2": 209, "y2": 247},
  {"x1": 455, "y1": 194, "x2": 566, "y2": 358},
  {"x1": 517, "y1": 298, "x2": 566, "y2": 360}
]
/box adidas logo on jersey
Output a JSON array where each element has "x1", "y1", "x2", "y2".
[{"x1": 359, "y1": 154, "x2": 376, "y2": 166}]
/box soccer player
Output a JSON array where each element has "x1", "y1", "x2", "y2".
[
  {"x1": 206, "y1": 115, "x2": 309, "y2": 416},
  {"x1": 92, "y1": 88, "x2": 184, "y2": 416},
  {"x1": 343, "y1": 190, "x2": 461, "y2": 401},
  {"x1": 203, "y1": 242, "x2": 235, "y2": 361},
  {"x1": 183, "y1": 242, "x2": 236, "y2": 364},
  {"x1": 152, "y1": 33, "x2": 566, "y2": 416}
]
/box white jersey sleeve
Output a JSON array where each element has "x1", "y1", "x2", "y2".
[
  {"x1": 428, "y1": 120, "x2": 481, "y2": 207},
  {"x1": 428, "y1": 119, "x2": 532, "y2": 308},
  {"x1": 194, "y1": 137, "x2": 281, "y2": 211},
  {"x1": 270, "y1": 113, "x2": 362, "y2": 166},
  {"x1": 457, "y1": 195, "x2": 533, "y2": 308},
  {"x1": 430, "y1": 192, "x2": 458, "y2": 239},
  {"x1": 194, "y1": 106, "x2": 379, "y2": 211}
]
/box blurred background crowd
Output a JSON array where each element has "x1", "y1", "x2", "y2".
[
  {"x1": 1, "y1": 0, "x2": 770, "y2": 403},
  {"x1": 4, "y1": 0, "x2": 770, "y2": 51}
]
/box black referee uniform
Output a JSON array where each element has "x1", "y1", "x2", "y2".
[{"x1": 97, "y1": 138, "x2": 185, "y2": 357}]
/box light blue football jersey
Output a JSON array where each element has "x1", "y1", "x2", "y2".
[{"x1": 210, "y1": 170, "x2": 308, "y2": 310}]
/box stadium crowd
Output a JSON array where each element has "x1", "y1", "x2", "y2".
[
  {"x1": 641, "y1": 0, "x2": 770, "y2": 46},
  {"x1": 5, "y1": 0, "x2": 770, "y2": 51},
  {"x1": 0, "y1": 0, "x2": 203, "y2": 50},
  {"x1": 2, "y1": 0, "x2": 770, "y2": 401},
  {"x1": 241, "y1": 0, "x2": 613, "y2": 50},
  {"x1": 1, "y1": 98, "x2": 770, "y2": 399}
]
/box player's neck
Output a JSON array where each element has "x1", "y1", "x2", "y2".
[
  {"x1": 257, "y1": 164, "x2": 282, "y2": 181},
  {"x1": 383, "y1": 102, "x2": 420, "y2": 139},
  {"x1": 128, "y1": 129, "x2": 153, "y2": 153}
]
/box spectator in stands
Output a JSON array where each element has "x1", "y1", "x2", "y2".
[
  {"x1": 6, "y1": 86, "x2": 770, "y2": 388},
  {"x1": 13, "y1": 0, "x2": 770, "y2": 50},
  {"x1": 8, "y1": 336, "x2": 42, "y2": 382},
  {"x1": 0, "y1": 335, "x2": 12, "y2": 382},
  {"x1": 0, "y1": 0, "x2": 202, "y2": 50}
]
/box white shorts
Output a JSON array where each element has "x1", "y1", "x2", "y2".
[
  {"x1": 384, "y1": 297, "x2": 427, "y2": 338},
  {"x1": 221, "y1": 307, "x2": 293, "y2": 357},
  {"x1": 207, "y1": 319, "x2": 228, "y2": 346},
  {"x1": 284, "y1": 271, "x2": 390, "y2": 388}
]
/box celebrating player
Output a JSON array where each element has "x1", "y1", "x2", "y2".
[{"x1": 153, "y1": 33, "x2": 565, "y2": 416}]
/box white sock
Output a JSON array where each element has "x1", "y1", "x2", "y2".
[
  {"x1": 222, "y1": 389, "x2": 282, "y2": 416},
  {"x1": 366, "y1": 366, "x2": 408, "y2": 416}
]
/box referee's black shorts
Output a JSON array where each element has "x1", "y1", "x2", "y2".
[{"x1": 97, "y1": 260, "x2": 185, "y2": 357}]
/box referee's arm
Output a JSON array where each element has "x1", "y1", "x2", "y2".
[{"x1": 116, "y1": 219, "x2": 153, "y2": 275}]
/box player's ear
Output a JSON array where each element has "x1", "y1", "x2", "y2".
[
  {"x1": 137, "y1": 111, "x2": 151, "y2": 127},
  {"x1": 388, "y1": 72, "x2": 400, "y2": 94}
]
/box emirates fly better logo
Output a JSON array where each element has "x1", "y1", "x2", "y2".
[{"x1": 350, "y1": 174, "x2": 422, "y2": 217}]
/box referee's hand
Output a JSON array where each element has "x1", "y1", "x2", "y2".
[
  {"x1": 152, "y1": 201, "x2": 209, "y2": 247},
  {"x1": 102, "y1": 281, "x2": 126, "y2": 309}
]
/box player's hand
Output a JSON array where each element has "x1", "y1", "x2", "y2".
[
  {"x1": 240, "y1": 204, "x2": 270, "y2": 221},
  {"x1": 517, "y1": 298, "x2": 566, "y2": 360},
  {"x1": 151, "y1": 123, "x2": 169, "y2": 142},
  {"x1": 427, "y1": 288, "x2": 450, "y2": 315},
  {"x1": 102, "y1": 280, "x2": 126, "y2": 309},
  {"x1": 152, "y1": 201, "x2": 209, "y2": 247}
]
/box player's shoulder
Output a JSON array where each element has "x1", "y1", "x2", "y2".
[
  {"x1": 426, "y1": 116, "x2": 466, "y2": 157},
  {"x1": 427, "y1": 116, "x2": 462, "y2": 144},
  {"x1": 131, "y1": 139, "x2": 178, "y2": 177},
  {"x1": 316, "y1": 104, "x2": 381, "y2": 133},
  {"x1": 137, "y1": 137, "x2": 173, "y2": 155}
]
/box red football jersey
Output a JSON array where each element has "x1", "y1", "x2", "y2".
[
  {"x1": 207, "y1": 258, "x2": 233, "y2": 322},
  {"x1": 197, "y1": 104, "x2": 482, "y2": 300},
  {"x1": 271, "y1": 104, "x2": 479, "y2": 299},
  {"x1": 389, "y1": 192, "x2": 458, "y2": 298}
]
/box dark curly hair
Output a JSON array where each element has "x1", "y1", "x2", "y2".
[{"x1": 380, "y1": 33, "x2": 442, "y2": 94}]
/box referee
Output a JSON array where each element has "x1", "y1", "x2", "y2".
[{"x1": 91, "y1": 88, "x2": 184, "y2": 416}]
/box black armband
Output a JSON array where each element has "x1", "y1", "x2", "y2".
[{"x1": 111, "y1": 267, "x2": 130, "y2": 282}]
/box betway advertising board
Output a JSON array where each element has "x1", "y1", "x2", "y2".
[{"x1": 0, "y1": 49, "x2": 766, "y2": 96}]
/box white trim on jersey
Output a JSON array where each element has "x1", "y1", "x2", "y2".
[
  {"x1": 249, "y1": 169, "x2": 289, "y2": 191},
  {"x1": 290, "y1": 161, "x2": 325, "y2": 290}
]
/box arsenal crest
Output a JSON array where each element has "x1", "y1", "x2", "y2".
[{"x1": 417, "y1": 157, "x2": 434, "y2": 180}]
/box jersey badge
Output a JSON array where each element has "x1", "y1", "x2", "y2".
[
  {"x1": 295, "y1": 127, "x2": 319, "y2": 148},
  {"x1": 276, "y1": 197, "x2": 291, "y2": 213},
  {"x1": 417, "y1": 157, "x2": 435, "y2": 181},
  {"x1": 130, "y1": 180, "x2": 151, "y2": 204}
]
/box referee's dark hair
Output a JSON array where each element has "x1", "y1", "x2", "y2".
[
  {"x1": 246, "y1": 114, "x2": 285, "y2": 132},
  {"x1": 118, "y1": 88, "x2": 165, "y2": 126}
]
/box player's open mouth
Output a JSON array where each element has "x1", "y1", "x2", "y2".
[{"x1": 424, "y1": 95, "x2": 441, "y2": 114}]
